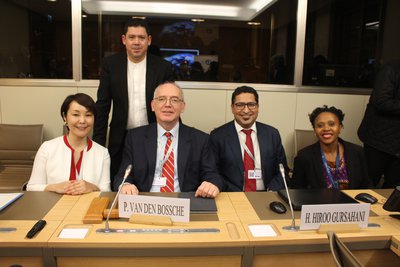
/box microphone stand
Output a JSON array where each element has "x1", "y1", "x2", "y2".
[
  {"x1": 279, "y1": 164, "x2": 299, "y2": 231},
  {"x1": 97, "y1": 164, "x2": 132, "y2": 233}
]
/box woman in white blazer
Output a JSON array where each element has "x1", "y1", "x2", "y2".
[{"x1": 27, "y1": 93, "x2": 111, "y2": 194}]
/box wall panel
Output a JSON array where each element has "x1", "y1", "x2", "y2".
[
  {"x1": 0, "y1": 85, "x2": 370, "y2": 167},
  {"x1": 0, "y1": 86, "x2": 77, "y2": 140}
]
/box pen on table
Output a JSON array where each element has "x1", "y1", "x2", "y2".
[{"x1": 0, "y1": 227, "x2": 16, "y2": 232}]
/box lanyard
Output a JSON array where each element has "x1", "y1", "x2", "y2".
[
  {"x1": 158, "y1": 133, "x2": 178, "y2": 168},
  {"x1": 320, "y1": 143, "x2": 340, "y2": 189}
]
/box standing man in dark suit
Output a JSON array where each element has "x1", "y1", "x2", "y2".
[
  {"x1": 358, "y1": 60, "x2": 400, "y2": 188},
  {"x1": 209, "y1": 86, "x2": 288, "y2": 191},
  {"x1": 93, "y1": 18, "x2": 174, "y2": 190},
  {"x1": 117, "y1": 82, "x2": 222, "y2": 198}
]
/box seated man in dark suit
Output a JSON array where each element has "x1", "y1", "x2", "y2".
[
  {"x1": 209, "y1": 86, "x2": 288, "y2": 191},
  {"x1": 116, "y1": 82, "x2": 222, "y2": 198}
]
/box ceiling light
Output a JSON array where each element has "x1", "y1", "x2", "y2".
[
  {"x1": 191, "y1": 19, "x2": 205, "y2": 23},
  {"x1": 248, "y1": 22, "x2": 261, "y2": 26},
  {"x1": 82, "y1": 1, "x2": 255, "y2": 20},
  {"x1": 82, "y1": 0, "x2": 278, "y2": 20}
]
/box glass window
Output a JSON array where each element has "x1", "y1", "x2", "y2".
[
  {"x1": 81, "y1": 0, "x2": 297, "y2": 84},
  {"x1": 303, "y1": 0, "x2": 399, "y2": 88},
  {"x1": 0, "y1": 0, "x2": 72, "y2": 79}
]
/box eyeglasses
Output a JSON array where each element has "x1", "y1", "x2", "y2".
[
  {"x1": 234, "y1": 102, "x2": 258, "y2": 110},
  {"x1": 154, "y1": 96, "x2": 183, "y2": 106}
]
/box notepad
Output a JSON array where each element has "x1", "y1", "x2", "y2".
[
  {"x1": 179, "y1": 192, "x2": 217, "y2": 213},
  {"x1": 0, "y1": 193, "x2": 23, "y2": 212},
  {"x1": 59, "y1": 228, "x2": 89, "y2": 239},
  {"x1": 248, "y1": 224, "x2": 278, "y2": 237},
  {"x1": 58, "y1": 224, "x2": 92, "y2": 239}
]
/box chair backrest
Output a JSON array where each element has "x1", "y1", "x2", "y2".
[
  {"x1": 294, "y1": 129, "x2": 317, "y2": 155},
  {"x1": 0, "y1": 124, "x2": 43, "y2": 165},
  {"x1": 0, "y1": 124, "x2": 44, "y2": 192},
  {"x1": 327, "y1": 231, "x2": 364, "y2": 267}
]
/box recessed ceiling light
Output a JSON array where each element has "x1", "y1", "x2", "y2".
[
  {"x1": 191, "y1": 19, "x2": 205, "y2": 22},
  {"x1": 132, "y1": 16, "x2": 146, "y2": 19},
  {"x1": 247, "y1": 22, "x2": 261, "y2": 26},
  {"x1": 82, "y1": 14, "x2": 87, "y2": 18},
  {"x1": 365, "y1": 21, "x2": 379, "y2": 29}
]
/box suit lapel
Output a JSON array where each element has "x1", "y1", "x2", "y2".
[
  {"x1": 145, "y1": 55, "x2": 155, "y2": 111},
  {"x1": 227, "y1": 122, "x2": 244, "y2": 174},
  {"x1": 120, "y1": 54, "x2": 129, "y2": 113},
  {"x1": 341, "y1": 141, "x2": 355, "y2": 187},
  {"x1": 311, "y1": 143, "x2": 326, "y2": 187},
  {"x1": 177, "y1": 125, "x2": 190, "y2": 186},
  {"x1": 145, "y1": 124, "x2": 158, "y2": 187},
  {"x1": 257, "y1": 123, "x2": 267, "y2": 170}
]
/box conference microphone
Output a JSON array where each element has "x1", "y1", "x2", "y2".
[
  {"x1": 97, "y1": 164, "x2": 132, "y2": 233},
  {"x1": 279, "y1": 163, "x2": 299, "y2": 231}
]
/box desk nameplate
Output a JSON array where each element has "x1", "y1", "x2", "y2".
[
  {"x1": 300, "y1": 203, "x2": 370, "y2": 230},
  {"x1": 119, "y1": 195, "x2": 190, "y2": 223}
]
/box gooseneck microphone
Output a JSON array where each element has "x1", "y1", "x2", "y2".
[
  {"x1": 97, "y1": 164, "x2": 132, "y2": 233},
  {"x1": 279, "y1": 163, "x2": 299, "y2": 231}
]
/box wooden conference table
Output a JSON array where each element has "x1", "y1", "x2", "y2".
[
  {"x1": 0, "y1": 190, "x2": 400, "y2": 267},
  {"x1": 232, "y1": 189, "x2": 400, "y2": 267}
]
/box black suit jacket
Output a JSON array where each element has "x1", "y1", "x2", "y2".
[
  {"x1": 358, "y1": 61, "x2": 400, "y2": 157},
  {"x1": 209, "y1": 121, "x2": 288, "y2": 191},
  {"x1": 113, "y1": 123, "x2": 224, "y2": 192},
  {"x1": 291, "y1": 139, "x2": 372, "y2": 189},
  {"x1": 93, "y1": 53, "x2": 173, "y2": 158}
]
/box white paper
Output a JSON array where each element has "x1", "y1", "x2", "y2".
[
  {"x1": 153, "y1": 177, "x2": 167, "y2": 186},
  {"x1": 0, "y1": 193, "x2": 23, "y2": 211},
  {"x1": 248, "y1": 224, "x2": 277, "y2": 237},
  {"x1": 59, "y1": 228, "x2": 89, "y2": 239}
]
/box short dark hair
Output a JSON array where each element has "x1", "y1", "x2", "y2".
[
  {"x1": 60, "y1": 93, "x2": 97, "y2": 119},
  {"x1": 308, "y1": 105, "x2": 345, "y2": 128},
  {"x1": 231, "y1": 86, "x2": 259, "y2": 104},
  {"x1": 123, "y1": 18, "x2": 150, "y2": 36}
]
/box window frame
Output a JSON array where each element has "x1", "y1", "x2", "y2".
[{"x1": 0, "y1": 0, "x2": 373, "y2": 95}]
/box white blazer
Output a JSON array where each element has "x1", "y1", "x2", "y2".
[{"x1": 27, "y1": 136, "x2": 111, "y2": 192}]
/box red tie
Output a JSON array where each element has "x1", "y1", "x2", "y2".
[
  {"x1": 161, "y1": 132, "x2": 174, "y2": 192},
  {"x1": 243, "y1": 129, "x2": 256, "y2": 192}
]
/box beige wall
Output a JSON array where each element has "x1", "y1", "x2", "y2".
[{"x1": 0, "y1": 84, "x2": 369, "y2": 167}]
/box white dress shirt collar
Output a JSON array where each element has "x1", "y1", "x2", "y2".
[
  {"x1": 157, "y1": 122, "x2": 180, "y2": 139},
  {"x1": 234, "y1": 120, "x2": 257, "y2": 134}
]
